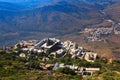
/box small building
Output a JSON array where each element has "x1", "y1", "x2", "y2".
[
  {"x1": 84, "y1": 52, "x2": 98, "y2": 62},
  {"x1": 82, "y1": 68, "x2": 100, "y2": 76},
  {"x1": 69, "y1": 65, "x2": 78, "y2": 70},
  {"x1": 53, "y1": 63, "x2": 60, "y2": 70},
  {"x1": 59, "y1": 63, "x2": 65, "y2": 68},
  {"x1": 85, "y1": 68, "x2": 100, "y2": 71},
  {"x1": 50, "y1": 49, "x2": 66, "y2": 58},
  {"x1": 19, "y1": 53, "x2": 26, "y2": 58},
  {"x1": 21, "y1": 48, "x2": 29, "y2": 51},
  {"x1": 82, "y1": 71, "x2": 92, "y2": 76}
]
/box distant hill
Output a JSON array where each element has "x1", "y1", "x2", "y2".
[
  {"x1": 0, "y1": 0, "x2": 118, "y2": 45},
  {"x1": 0, "y1": 0, "x2": 106, "y2": 45}
]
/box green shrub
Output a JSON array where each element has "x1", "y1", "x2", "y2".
[
  {"x1": 74, "y1": 75, "x2": 82, "y2": 80},
  {"x1": 56, "y1": 67, "x2": 76, "y2": 75}
]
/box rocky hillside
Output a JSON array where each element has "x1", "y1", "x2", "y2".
[{"x1": 105, "y1": 3, "x2": 120, "y2": 22}]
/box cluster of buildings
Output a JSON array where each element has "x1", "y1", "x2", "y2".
[
  {"x1": 39, "y1": 63, "x2": 100, "y2": 76},
  {"x1": 83, "y1": 27, "x2": 113, "y2": 42},
  {"x1": 54, "y1": 63, "x2": 100, "y2": 76},
  {"x1": 13, "y1": 38, "x2": 101, "y2": 76},
  {"x1": 114, "y1": 23, "x2": 120, "y2": 35},
  {"x1": 81, "y1": 20, "x2": 120, "y2": 42},
  {"x1": 15, "y1": 38, "x2": 98, "y2": 62}
]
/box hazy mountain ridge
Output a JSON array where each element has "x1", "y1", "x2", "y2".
[
  {"x1": 0, "y1": 0, "x2": 120, "y2": 59},
  {"x1": 0, "y1": 0, "x2": 105, "y2": 33},
  {"x1": 0, "y1": 0, "x2": 56, "y2": 10},
  {"x1": 0, "y1": 2, "x2": 25, "y2": 10}
]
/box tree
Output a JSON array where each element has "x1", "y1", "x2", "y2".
[{"x1": 56, "y1": 67, "x2": 76, "y2": 75}]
